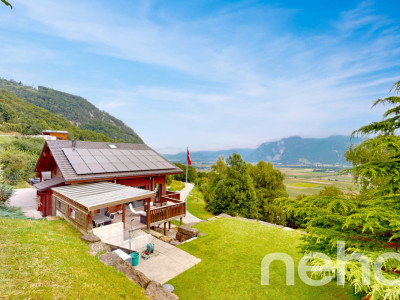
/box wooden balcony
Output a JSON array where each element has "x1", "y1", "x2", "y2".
[
  {"x1": 135, "y1": 193, "x2": 186, "y2": 228},
  {"x1": 148, "y1": 200, "x2": 186, "y2": 225}
]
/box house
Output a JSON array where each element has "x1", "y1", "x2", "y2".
[
  {"x1": 33, "y1": 139, "x2": 184, "y2": 235},
  {"x1": 42, "y1": 130, "x2": 69, "y2": 140}
]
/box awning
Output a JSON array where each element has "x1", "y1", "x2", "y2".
[
  {"x1": 34, "y1": 177, "x2": 65, "y2": 192},
  {"x1": 51, "y1": 182, "x2": 155, "y2": 211}
]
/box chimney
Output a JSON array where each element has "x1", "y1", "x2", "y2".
[
  {"x1": 72, "y1": 138, "x2": 77, "y2": 150},
  {"x1": 114, "y1": 136, "x2": 117, "y2": 143}
]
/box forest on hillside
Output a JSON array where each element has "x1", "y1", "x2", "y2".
[
  {"x1": 0, "y1": 89, "x2": 115, "y2": 142},
  {"x1": 0, "y1": 78, "x2": 143, "y2": 143}
]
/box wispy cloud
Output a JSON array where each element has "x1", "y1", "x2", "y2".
[{"x1": 0, "y1": 1, "x2": 399, "y2": 152}]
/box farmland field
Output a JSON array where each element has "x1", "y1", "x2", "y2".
[{"x1": 277, "y1": 167, "x2": 357, "y2": 198}]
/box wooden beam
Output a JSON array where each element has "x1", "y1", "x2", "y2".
[
  {"x1": 180, "y1": 217, "x2": 182, "y2": 226},
  {"x1": 122, "y1": 204, "x2": 126, "y2": 229},
  {"x1": 146, "y1": 198, "x2": 151, "y2": 231},
  {"x1": 87, "y1": 214, "x2": 93, "y2": 231},
  {"x1": 169, "y1": 221, "x2": 171, "y2": 231},
  {"x1": 164, "y1": 222, "x2": 167, "y2": 235}
]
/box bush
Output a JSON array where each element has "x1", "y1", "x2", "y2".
[{"x1": 0, "y1": 183, "x2": 13, "y2": 203}]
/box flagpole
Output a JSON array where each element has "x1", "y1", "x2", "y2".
[{"x1": 186, "y1": 147, "x2": 188, "y2": 183}]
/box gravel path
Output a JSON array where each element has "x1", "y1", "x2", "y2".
[{"x1": 179, "y1": 182, "x2": 202, "y2": 224}]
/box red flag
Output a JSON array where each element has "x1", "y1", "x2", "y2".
[{"x1": 187, "y1": 147, "x2": 191, "y2": 165}]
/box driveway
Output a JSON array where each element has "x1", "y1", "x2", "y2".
[
  {"x1": 179, "y1": 182, "x2": 202, "y2": 224},
  {"x1": 7, "y1": 188, "x2": 42, "y2": 219}
]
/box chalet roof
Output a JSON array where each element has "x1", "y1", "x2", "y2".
[
  {"x1": 34, "y1": 177, "x2": 65, "y2": 192},
  {"x1": 36, "y1": 140, "x2": 182, "y2": 183},
  {"x1": 42, "y1": 130, "x2": 69, "y2": 134},
  {"x1": 52, "y1": 182, "x2": 155, "y2": 211}
]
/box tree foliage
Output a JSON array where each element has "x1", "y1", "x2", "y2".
[
  {"x1": 279, "y1": 79, "x2": 400, "y2": 299},
  {"x1": 1, "y1": 0, "x2": 12, "y2": 9},
  {"x1": 206, "y1": 153, "x2": 260, "y2": 218},
  {"x1": 0, "y1": 137, "x2": 44, "y2": 185},
  {"x1": 248, "y1": 161, "x2": 288, "y2": 224}
]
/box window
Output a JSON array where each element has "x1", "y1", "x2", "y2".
[
  {"x1": 56, "y1": 200, "x2": 61, "y2": 210},
  {"x1": 69, "y1": 208, "x2": 76, "y2": 219},
  {"x1": 108, "y1": 144, "x2": 117, "y2": 149}
]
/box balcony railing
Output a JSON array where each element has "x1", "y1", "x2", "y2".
[{"x1": 149, "y1": 201, "x2": 186, "y2": 224}]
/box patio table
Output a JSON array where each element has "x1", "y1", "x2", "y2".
[{"x1": 92, "y1": 214, "x2": 112, "y2": 227}]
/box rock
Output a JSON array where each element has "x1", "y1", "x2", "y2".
[
  {"x1": 297, "y1": 230, "x2": 307, "y2": 235},
  {"x1": 98, "y1": 252, "x2": 123, "y2": 267},
  {"x1": 89, "y1": 242, "x2": 110, "y2": 256},
  {"x1": 115, "y1": 261, "x2": 151, "y2": 288},
  {"x1": 178, "y1": 225, "x2": 199, "y2": 238},
  {"x1": 150, "y1": 229, "x2": 164, "y2": 239},
  {"x1": 145, "y1": 280, "x2": 179, "y2": 300},
  {"x1": 160, "y1": 235, "x2": 172, "y2": 243},
  {"x1": 169, "y1": 239, "x2": 180, "y2": 246},
  {"x1": 176, "y1": 232, "x2": 191, "y2": 242},
  {"x1": 218, "y1": 214, "x2": 232, "y2": 218},
  {"x1": 198, "y1": 233, "x2": 206, "y2": 237},
  {"x1": 45, "y1": 216, "x2": 60, "y2": 221},
  {"x1": 81, "y1": 232, "x2": 101, "y2": 243}
]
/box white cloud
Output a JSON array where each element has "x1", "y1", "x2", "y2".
[{"x1": 0, "y1": 0, "x2": 399, "y2": 152}]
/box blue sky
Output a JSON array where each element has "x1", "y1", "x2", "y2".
[{"x1": 0, "y1": 0, "x2": 399, "y2": 153}]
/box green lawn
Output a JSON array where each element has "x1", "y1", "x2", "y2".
[
  {"x1": 187, "y1": 186, "x2": 214, "y2": 220},
  {"x1": 0, "y1": 134, "x2": 17, "y2": 144},
  {"x1": 169, "y1": 218, "x2": 360, "y2": 300},
  {"x1": 168, "y1": 180, "x2": 185, "y2": 192},
  {"x1": 0, "y1": 218, "x2": 147, "y2": 299}
]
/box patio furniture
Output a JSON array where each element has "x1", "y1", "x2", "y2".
[
  {"x1": 129, "y1": 203, "x2": 147, "y2": 218},
  {"x1": 92, "y1": 213, "x2": 113, "y2": 227}
]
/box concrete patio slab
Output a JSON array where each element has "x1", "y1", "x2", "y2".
[{"x1": 134, "y1": 238, "x2": 201, "y2": 284}]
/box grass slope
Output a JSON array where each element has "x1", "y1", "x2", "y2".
[
  {"x1": 186, "y1": 186, "x2": 214, "y2": 220},
  {"x1": 168, "y1": 180, "x2": 185, "y2": 192},
  {"x1": 169, "y1": 218, "x2": 360, "y2": 300},
  {"x1": 0, "y1": 218, "x2": 147, "y2": 299}
]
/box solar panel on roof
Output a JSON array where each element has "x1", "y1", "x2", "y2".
[
  {"x1": 76, "y1": 149, "x2": 91, "y2": 156},
  {"x1": 112, "y1": 162, "x2": 130, "y2": 172},
  {"x1": 93, "y1": 155, "x2": 109, "y2": 163},
  {"x1": 124, "y1": 162, "x2": 140, "y2": 170},
  {"x1": 88, "y1": 149, "x2": 102, "y2": 156},
  {"x1": 101, "y1": 162, "x2": 118, "y2": 172},
  {"x1": 144, "y1": 161, "x2": 158, "y2": 169},
  {"x1": 62, "y1": 147, "x2": 176, "y2": 175},
  {"x1": 87, "y1": 162, "x2": 106, "y2": 173}
]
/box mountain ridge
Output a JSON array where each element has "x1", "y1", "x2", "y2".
[
  {"x1": 0, "y1": 78, "x2": 143, "y2": 143},
  {"x1": 164, "y1": 135, "x2": 362, "y2": 165}
]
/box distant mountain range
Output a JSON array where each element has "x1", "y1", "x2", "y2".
[
  {"x1": 0, "y1": 78, "x2": 142, "y2": 143},
  {"x1": 164, "y1": 136, "x2": 362, "y2": 165}
]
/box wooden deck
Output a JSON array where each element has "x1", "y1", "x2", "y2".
[{"x1": 112, "y1": 196, "x2": 186, "y2": 232}]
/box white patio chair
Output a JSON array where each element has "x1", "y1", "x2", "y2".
[{"x1": 129, "y1": 203, "x2": 146, "y2": 218}]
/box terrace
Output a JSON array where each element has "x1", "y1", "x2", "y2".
[{"x1": 51, "y1": 182, "x2": 186, "y2": 251}]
